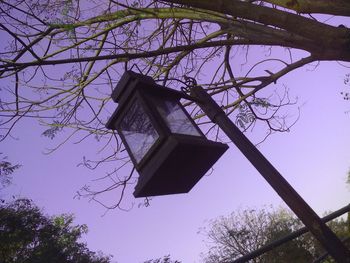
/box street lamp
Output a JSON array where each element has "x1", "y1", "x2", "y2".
[
  {"x1": 106, "y1": 71, "x2": 228, "y2": 198},
  {"x1": 105, "y1": 71, "x2": 349, "y2": 261}
]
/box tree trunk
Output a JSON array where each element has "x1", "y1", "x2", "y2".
[
  {"x1": 264, "y1": 0, "x2": 350, "y2": 16},
  {"x1": 163, "y1": 0, "x2": 350, "y2": 61}
]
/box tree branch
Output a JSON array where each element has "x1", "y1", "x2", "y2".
[{"x1": 263, "y1": 0, "x2": 350, "y2": 16}]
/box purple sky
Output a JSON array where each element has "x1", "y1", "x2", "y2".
[
  {"x1": 2, "y1": 59, "x2": 350, "y2": 262},
  {"x1": 1, "y1": 15, "x2": 350, "y2": 263}
]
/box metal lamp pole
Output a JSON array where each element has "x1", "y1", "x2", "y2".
[{"x1": 190, "y1": 85, "x2": 350, "y2": 263}]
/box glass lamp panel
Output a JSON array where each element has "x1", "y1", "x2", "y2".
[
  {"x1": 120, "y1": 100, "x2": 159, "y2": 163},
  {"x1": 155, "y1": 98, "x2": 201, "y2": 136}
]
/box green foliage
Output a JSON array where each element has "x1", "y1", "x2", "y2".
[
  {"x1": 0, "y1": 153, "x2": 20, "y2": 188},
  {"x1": 202, "y1": 207, "x2": 350, "y2": 263},
  {"x1": 143, "y1": 255, "x2": 181, "y2": 263},
  {"x1": 261, "y1": 209, "x2": 314, "y2": 263},
  {"x1": 41, "y1": 121, "x2": 63, "y2": 140},
  {"x1": 0, "y1": 198, "x2": 112, "y2": 263}
]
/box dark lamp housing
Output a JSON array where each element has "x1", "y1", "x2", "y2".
[{"x1": 106, "y1": 71, "x2": 228, "y2": 197}]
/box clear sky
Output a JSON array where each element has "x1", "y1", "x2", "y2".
[
  {"x1": 2, "y1": 58, "x2": 350, "y2": 263},
  {"x1": 1, "y1": 12, "x2": 350, "y2": 263}
]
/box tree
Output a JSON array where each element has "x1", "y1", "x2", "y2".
[
  {"x1": 0, "y1": 153, "x2": 20, "y2": 189},
  {"x1": 143, "y1": 255, "x2": 181, "y2": 263},
  {"x1": 201, "y1": 207, "x2": 350, "y2": 263},
  {"x1": 0, "y1": 198, "x2": 112, "y2": 263},
  {"x1": 0, "y1": 0, "x2": 349, "y2": 207}
]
